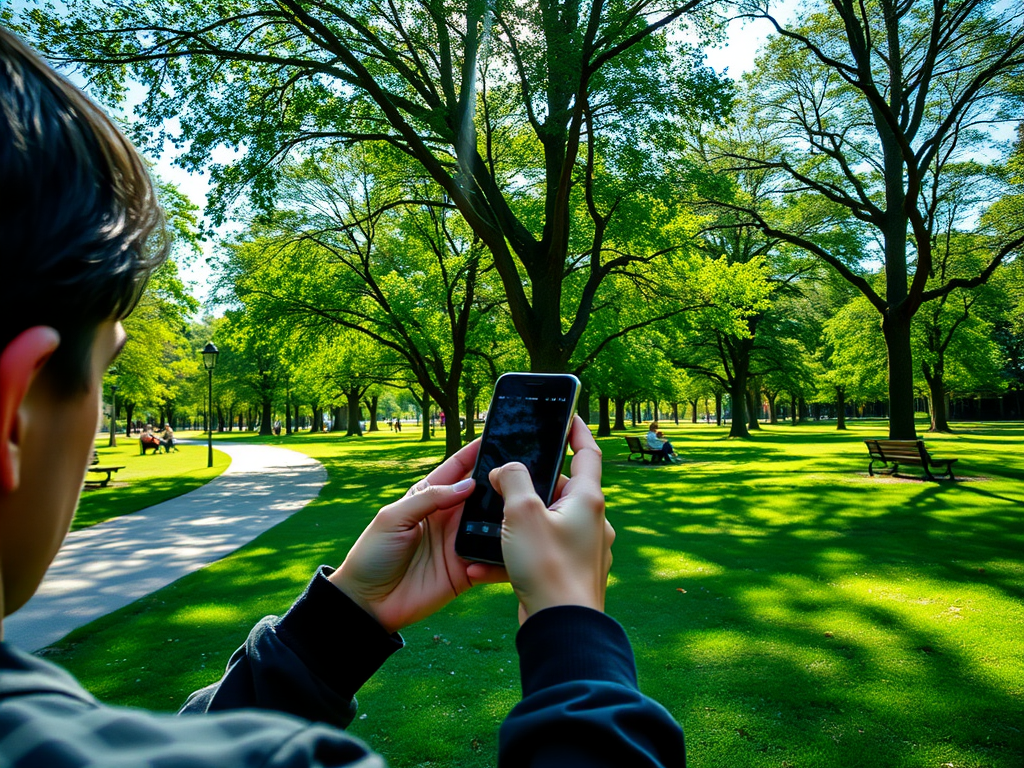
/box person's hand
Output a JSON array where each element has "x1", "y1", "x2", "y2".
[
  {"x1": 489, "y1": 416, "x2": 614, "y2": 624},
  {"x1": 329, "y1": 440, "x2": 506, "y2": 634}
]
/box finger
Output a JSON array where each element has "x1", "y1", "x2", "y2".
[
  {"x1": 552, "y1": 473, "x2": 570, "y2": 501},
  {"x1": 466, "y1": 562, "x2": 509, "y2": 585},
  {"x1": 403, "y1": 478, "x2": 431, "y2": 498},
  {"x1": 488, "y1": 462, "x2": 543, "y2": 510},
  {"x1": 424, "y1": 439, "x2": 481, "y2": 486},
  {"x1": 566, "y1": 416, "x2": 602, "y2": 493},
  {"x1": 380, "y1": 479, "x2": 475, "y2": 529}
]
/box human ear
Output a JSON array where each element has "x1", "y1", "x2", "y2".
[{"x1": 0, "y1": 327, "x2": 61, "y2": 493}]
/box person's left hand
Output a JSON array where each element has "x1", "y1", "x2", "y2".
[{"x1": 329, "y1": 440, "x2": 507, "y2": 634}]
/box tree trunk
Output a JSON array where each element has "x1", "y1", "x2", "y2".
[
  {"x1": 715, "y1": 392, "x2": 722, "y2": 426},
  {"x1": 577, "y1": 385, "x2": 591, "y2": 424},
  {"x1": 284, "y1": 397, "x2": 292, "y2": 435},
  {"x1": 836, "y1": 386, "x2": 847, "y2": 430},
  {"x1": 728, "y1": 374, "x2": 750, "y2": 438},
  {"x1": 124, "y1": 402, "x2": 135, "y2": 437},
  {"x1": 259, "y1": 398, "x2": 273, "y2": 436},
  {"x1": 464, "y1": 390, "x2": 477, "y2": 441},
  {"x1": 613, "y1": 397, "x2": 626, "y2": 430},
  {"x1": 217, "y1": 405, "x2": 225, "y2": 432},
  {"x1": 746, "y1": 390, "x2": 761, "y2": 431},
  {"x1": 346, "y1": 390, "x2": 363, "y2": 436},
  {"x1": 420, "y1": 389, "x2": 432, "y2": 442},
  {"x1": 689, "y1": 399, "x2": 698, "y2": 424},
  {"x1": 442, "y1": 393, "x2": 462, "y2": 458},
  {"x1": 767, "y1": 394, "x2": 777, "y2": 424},
  {"x1": 631, "y1": 401, "x2": 639, "y2": 428},
  {"x1": 882, "y1": 312, "x2": 917, "y2": 439},
  {"x1": 597, "y1": 395, "x2": 611, "y2": 437},
  {"x1": 672, "y1": 402, "x2": 680, "y2": 425},
  {"x1": 312, "y1": 406, "x2": 323, "y2": 432},
  {"x1": 924, "y1": 364, "x2": 951, "y2": 433},
  {"x1": 365, "y1": 395, "x2": 380, "y2": 432}
]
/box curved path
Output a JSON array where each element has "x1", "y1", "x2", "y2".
[{"x1": 5, "y1": 442, "x2": 327, "y2": 652}]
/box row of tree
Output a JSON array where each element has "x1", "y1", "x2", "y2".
[{"x1": 21, "y1": 0, "x2": 1020, "y2": 450}]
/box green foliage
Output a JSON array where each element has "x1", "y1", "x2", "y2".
[
  {"x1": 16, "y1": 0, "x2": 734, "y2": 371},
  {"x1": 822, "y1": 296, "x2": 889, "y2": 403},
  {"x1": 103, "y1": 179, "x2": 201, "y2": 417}
]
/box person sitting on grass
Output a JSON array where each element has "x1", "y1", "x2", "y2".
[
  {"x1": 0, "y1": 27, "x2": 684, "y2": 768},
  {"x1": 646, "y1": 421, "x2": 680, "y2": 464}
]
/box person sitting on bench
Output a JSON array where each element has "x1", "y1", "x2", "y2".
[
  {"x1": 160, "y1": 424, "x2": 178, "y2": 452},
  {"x1": 140, "y1": 424, "x2": 162, "y2": 454},
  {"x1": 646, "y1": 421, "x2": 679, "y2": 464}
]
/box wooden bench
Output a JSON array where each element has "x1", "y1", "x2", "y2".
[
  {"x1": 864, "y1": 439, "x2": 957, "y2": 481},
  {"x1": 625, "y1": 436, "x2": 664, "y2": 464},
  {"x1": 85, "y1": 451, "x2": 124, "y2": 487},
  {"x1": 140, "y1": 436, "x2": 162, "y2": 455},
  {"x1": 85, "y1": 465, "x2": 125, "y2": 487}
]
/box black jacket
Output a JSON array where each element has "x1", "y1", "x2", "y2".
[{"x1": 0, "y1": 567, "x2": 685, "y2": 767}]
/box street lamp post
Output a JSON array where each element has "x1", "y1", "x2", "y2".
[
  {"x1": 202, "y1": 342, "x2": 220, "y2": 468},
  {"x1": 108, "y1": 383, "x2": 118, "y2": 448}
]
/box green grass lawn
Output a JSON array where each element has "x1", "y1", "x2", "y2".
[
  {"x1": 75, "y1": 437, "x2": 230, "y2": 530},
  {"x1": 43, "y1": 420, "x2": 1024, "y2": 767}
]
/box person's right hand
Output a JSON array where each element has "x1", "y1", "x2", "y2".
[{"x1": 489, "y1": 416, "x2": 614, "y2": 623}]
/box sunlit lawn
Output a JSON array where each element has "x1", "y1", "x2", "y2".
[
  {"x1": 75, "y1": 437, "x2": 230, "y2": 530},
  {"x1": 44, "y1": 420, "x2": 1024, "y2": 767}
]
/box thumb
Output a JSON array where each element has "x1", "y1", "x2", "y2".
[
  {"x1": 489, "y1": 462, "x2": 543, "y2": 511},
  {"x1": 378, "y1": 478, "x2": 475, "y2": 530}
]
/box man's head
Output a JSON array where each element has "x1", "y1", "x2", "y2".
[
  {"x1": 649, "y1": 421, "x2": 658, "y2": 432},
  {"x1": 0, "y1": 28, "x2": 166, "y2": 621}
]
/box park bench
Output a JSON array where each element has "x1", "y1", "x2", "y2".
[
  {"x1": 864, "y1": 439, "x2": 957, "y2": 481},
  {"x1": 140, "y1": 435, "x2": 162, "y2": 455},
  {"x1": 625, "y1": 436, "x2": 664, "y2": 464},
  {"x1": 85, "y1": 451, "x2": 124, "y2": 488}
]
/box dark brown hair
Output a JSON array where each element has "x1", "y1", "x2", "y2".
[{"x1": 0, "y1": 27, "x2": 167, "y2": 391}]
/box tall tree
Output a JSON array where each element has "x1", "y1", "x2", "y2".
[
  {"x1": 20, "y1": 0, "x2": 730, "y2": 373},
  {"x1": 221, "y1": 147, "x2": 503, "y2": 457},
  {"x1": 666, "y1": 254, "x2": 775, "y2": 437},
  {"x1": 724, "y1": 0, "x2": 1024, "y2": 437}
]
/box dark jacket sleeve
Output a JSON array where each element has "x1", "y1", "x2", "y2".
[
  {"x1": 499, "y1": 606, "x2": 686, "y2": 768},
  {"x1": 180, "y1": 566, "x2": 403, "y2": 728}
]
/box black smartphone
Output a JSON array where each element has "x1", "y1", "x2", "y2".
[{"x1": 454, "y1": 372, "x2": 581, "y2": 565}]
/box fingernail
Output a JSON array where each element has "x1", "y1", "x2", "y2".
[{"x1": 452, "y1": 478, "x2": 473, "y2": 492}]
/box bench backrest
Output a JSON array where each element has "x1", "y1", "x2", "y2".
[
  {"x1": 865, "y1": 439, "x2": 927, "y2": 461},
  {"x1": 625, "y1": 436, "x2": 643, "y2": 451}
]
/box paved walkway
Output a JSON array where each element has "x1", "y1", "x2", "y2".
[{"x1": 5, "y1": 442, "x2": 327, "y2": 652}]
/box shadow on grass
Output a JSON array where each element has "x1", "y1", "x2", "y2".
[{"x1": 43, "y1": 421, "x2": 1024, "y2": 768}]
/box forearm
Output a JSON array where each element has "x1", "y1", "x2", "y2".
[
  {"x1": 180, "y1": 566, "x2": 403, "y2": 728},
  {"x1": 499, "y1": 607, "x2": 685, "y2": 767}
]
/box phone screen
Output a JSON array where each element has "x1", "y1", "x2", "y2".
[{"x1": 455, "y1": 373, "x2": 579, "y2": 564}]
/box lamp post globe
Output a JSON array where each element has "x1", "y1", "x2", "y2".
[{"x1": 201, "y1": 343, "x2": 219, "y2": 468}]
